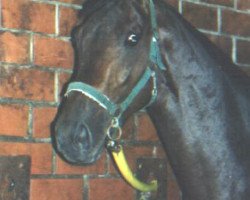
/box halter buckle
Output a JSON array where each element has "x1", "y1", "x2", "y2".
[
  {"x1": 106, "y1": 139, "x2": 121, "y2": 152},
  {"x1": 107, "y1": 117, "x2": 122, "y2": 141},
  {"x1": 106, "y1": 117, "x2": 122, "y2": 152}
]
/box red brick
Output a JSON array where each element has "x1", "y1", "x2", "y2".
[
  {"x1": 182, "y1": 2, "x2": 218, "y2": 31},
  {"x1": 237, "y1": 39, "x2": 250, "y2": 65},
  {"x1": 0, "y1": 142, "x2": 53, "y2": 174},
  {"x1": 156, "y1": 145, "x2": 167, "y2": 159},
  {"x1": 58, "y1": 72, "x2": 72, "y2": 101},
  {"x1": 56, "y1": 151, "x2": 106, "y2": 175},
  {"x1": 30, "y1": 143, "x2": 53, "y2": 174},
  {"x1": 89, "y1": 178, "x2": 134, "y2": 200},
  {"x1": 0, "y1": 105, "x2": 28, "y2": 137},
  {"x1": 0, "y1": 31, "x2": 29, "y2": 64},
  {"x1": 122, "y1": 115, "x2": 136, "y2": 140},
  {"x1": 59, "y1": 72, "x2": 71, "y2": 92},
  {"x1": 33, "y1": 107, "x2": 57, "y2": 138},
  {"x1": 165, "y1": 0, "x2": 178, "y2": 9},
  {"x1": 167, "y1": 179, "x2": 181, "y2": 200},
  {"x1": 136, "y1": 113, "x2": 158, "y2": 141},
  {"x1": 109, "y1": 145, "x2": 160, "y2": 174},
  {"x1": 222, "y1": 10, "x2": 250, "y2": 37},
  {"x1": 30, "y1": 179, "x2": 83, "y2": 200},
  {"x1": 237, "y1": 0, "x2": 250, "y2": 11},
  {"x1": 2, "y1": 0, "x2": 55, "y2": 34},
  {"x1": 206, "y1": 34, "x2": 233, "y2": 58},
  {"x1": 2, "y1": 0, "x2": 28, "y2": 29},
  {"x1": 0, "y1": 67, "x2": 54, "y2": 101},
  {"x1": 200, "y1": 0, "x2": 234, "y2": 7},
  {"x1": 59, "y1": 7, "x2": 78, "y2": 36},
  {"x1": 34, "y1": 36, "x2": 74, "y2": 68}
]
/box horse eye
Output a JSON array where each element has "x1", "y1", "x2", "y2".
[{"x1": 126, "y1": 33, "x2": 139, "y2": 46}]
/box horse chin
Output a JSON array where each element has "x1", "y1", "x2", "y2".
[{"x1": 57, "y1": 142, "x2": 105, "y2": 166}]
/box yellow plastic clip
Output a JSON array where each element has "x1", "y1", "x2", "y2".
[{"x1": 111, "y1": 145, "x2": 158, "y2": 192}]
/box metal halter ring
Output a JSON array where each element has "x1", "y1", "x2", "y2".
[{"x1": 107, "y1": 118, "x2": 122, "y2": 141}]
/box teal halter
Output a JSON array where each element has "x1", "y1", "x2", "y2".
[
  {"x1": 65, "y1": 67, "x2": 156, "y2": 116},
  {"x1": 64, "y1": 0, "x2": 165, "y2": 140}
]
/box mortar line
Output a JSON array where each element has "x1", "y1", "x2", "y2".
[
  {"x1": 54, "y1": 71, "x2": 60, "y2": 103},
  {"x1": 0, "y1": 0, "x2": 2, "y2": 28},
  {"x1": 178, "y1": 0, "x2": 183, "y2": 14},
  {"x1": 83, "y1": 175, "x2": 89, "y2": 200},
  {"x1": 232, "y1": 37, "x2": 237, "y2": 64},
  {"x1": 238, "y1": 63, "x2": 250, "y2": 68},
  {"x1": 55, "y1": 4, "x2": 60, "y2": 36},
  {"x1": 183, "y1": 0, "x2": 250, "y2": 14},
  {"x1": 27, "y1": 104, "x2": 34, "y2": 139},
  {"x1": 180, "y1": 190, "x2": 184, "y2": 200},
  {"x1": 106, "y1": 151, "x2": 111, "y2": 177},
  {"x1": 52, "y1": 149, "x2": 57, "y2": 175},
  {"x1": 198, "y1": 29, "x2": 250, "y2": 41},
  {"x1": 0, "y1": 135, "x2": 51, "y2": 143},
  {"x1": 29, "y1": 33, "x2": 34, "y2": 64},
  {"x1": 31, "y1": 0, "x2": 82, "y2": 9},
  {"x1": 0, "y1": 27, "x2": 71, "y2": 41},
  {"x1": 31, "y1": 174, "x2": 84, "y2": 179},
  {"x1": 0, "y1": 97, "x2": 58, "y2": 107},
  {"x1": 234, "y1": 0, "x2": 238, "y2": 10},
  {"x1": 0, "y1": 61, "x2": 73, "y2": 74},
  {"x1": 217, "y1": 7, "x2": 222, "y2": 33}
]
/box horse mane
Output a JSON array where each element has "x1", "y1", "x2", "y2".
[
  {"x1": 161, "y1": 2, "x2": 250, "y2": 87},
  {"x1": 79, "y1": 0, "x2": 119, "y2": 20}
]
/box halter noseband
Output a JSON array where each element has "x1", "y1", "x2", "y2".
[{"x1": 64, "y1": 0, "x2": 165, "y2": 140}]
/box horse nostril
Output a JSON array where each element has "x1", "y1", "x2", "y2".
[
  {"x1": 78, "y1": 125, "x2": 88, "y2": 140},
  {"x1": 73, "y1": 124, "x2": 92, "y2": 149}
]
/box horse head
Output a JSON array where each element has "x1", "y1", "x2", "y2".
[{"x1": 53, "y1": 0, "x2": 162, "y2": 164}]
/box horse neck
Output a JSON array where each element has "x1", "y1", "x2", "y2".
[
  {"x1": 147, "y1": 1, "x2": 228, "y2": 140},
  {"x1": 148, "y1": 5, "x2": 229, "y2": 134},
  {"x1": 146, "y1": 4, "x2": 250, "y2": 199},
  {"x1": 152, "y1": 3, "x2": 250, "y2": 134}
]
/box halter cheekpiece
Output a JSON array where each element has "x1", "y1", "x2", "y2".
[{"x1": 64, "y1": 0, "x2": 165, "y2": 141}]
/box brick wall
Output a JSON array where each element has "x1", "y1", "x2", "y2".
[
  {"x1": 170, "y1": 0, "x2": 250, "y2": 69},
  {"x1": 0, "y1": 0, "x2": 249, "y2": 200}
]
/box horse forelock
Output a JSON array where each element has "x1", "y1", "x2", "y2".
[
  {"x1": 78, "y1": 0, "x2": 119, "y2": 20},
  {"x1": 78, "y1": 0, "x2": 152, "y2": 23}
]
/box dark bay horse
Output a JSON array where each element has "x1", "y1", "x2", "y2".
[{"x1": 53, "y1": 0, "x2": 250, "y2": 199}]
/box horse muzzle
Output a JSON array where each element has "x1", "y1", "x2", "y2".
[{"x1": 54, "y1": 120, "x2": 103, "y2": 165}]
